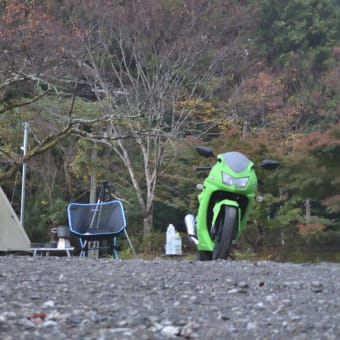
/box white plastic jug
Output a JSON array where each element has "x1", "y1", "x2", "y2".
[{"x1": 165, "y1": 224, "x2": 182, "y2": 255}]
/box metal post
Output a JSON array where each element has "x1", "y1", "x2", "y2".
[
  {"x1": 305, "y1": 198, "x2": 311, "y2": 225},
  {"x1": 89, "y1": 142, "x2": 99, "y2": 258},
  {"x1": 20, "y1": 122, "x2": 29, "y2": 227},
  {"x1": 90, "y1": 142, "x2": 97, "y2": 204}
]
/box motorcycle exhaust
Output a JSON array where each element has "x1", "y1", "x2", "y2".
[{"x1": 184, "y1": 214, "x2": 198, "y2": 245}]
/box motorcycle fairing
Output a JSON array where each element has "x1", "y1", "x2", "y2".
[{"x1": 197, "y1": 199, "x2": 240, "y2": 251}]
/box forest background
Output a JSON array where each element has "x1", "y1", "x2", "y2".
[{"x1": 0, "y1": 0, "x2": 339, "y2": 261}]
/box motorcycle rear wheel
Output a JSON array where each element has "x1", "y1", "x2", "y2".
[{"x1": 212, "y1": 205, "x2": 237, "y2": 260}]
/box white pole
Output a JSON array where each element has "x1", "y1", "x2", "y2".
[{"x1": 20, "y1": 122, "x2": 29, "y2": 227}]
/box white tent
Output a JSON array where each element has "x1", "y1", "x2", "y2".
[{"x1": 0, "y1": 186, "x2": 30, "y2": 252}]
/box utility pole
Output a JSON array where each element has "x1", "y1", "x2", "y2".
[
  {"x1": 305, "y1": 198, "x2": 311, "y2": 225},
  {"x1": 20, "y1": 122, "x2": 29, "y2": 228},
  {"x1": 89, "y1": 142, "x2": 99, "y2": 258},
  {"x1": 90, "y1": 142, "x2": 97, "y2": 204}
]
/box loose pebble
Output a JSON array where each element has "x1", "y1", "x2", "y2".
[{"x1": 0, "y1": 257, "x2": 339, "y2": 338}]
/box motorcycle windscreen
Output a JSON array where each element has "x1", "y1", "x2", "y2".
[{"x1": 221, "y1": 152, "x2": 250, "y2": 173}]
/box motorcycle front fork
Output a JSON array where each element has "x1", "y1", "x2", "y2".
[{"x1": 184, "y1": 214, "x2": 198, "y2": 245}]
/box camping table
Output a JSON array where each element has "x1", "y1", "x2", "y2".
[{"x1": 31, "y1": 247, "x2": 74, "y2": 257}]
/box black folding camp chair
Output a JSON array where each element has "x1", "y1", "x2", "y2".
[{"x1": 67, "y1": 181, "x2": 136, "y2": 258}]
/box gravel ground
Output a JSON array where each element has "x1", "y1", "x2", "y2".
[{"x1": 0, "y1": 256, "x2": 340, "y2": 339}]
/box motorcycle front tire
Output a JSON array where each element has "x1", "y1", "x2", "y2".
[{"x1": 212, "y1": 205, "x2": 237, "y2": 260}]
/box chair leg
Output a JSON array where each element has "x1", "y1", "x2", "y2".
[
  {"x1": 123, "y1": 229, "x2": 137, "y2": 257},
  {"x1": 112, "y1": 237, "x2": 119, "y2": 260},
  {"x1": 79, "y1": 239, "x2": 87, "y2": 257}
]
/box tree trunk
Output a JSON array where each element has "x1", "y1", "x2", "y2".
[
  {"x1": 143, "y1": 211, "x2": 153, "y2": 235},
  {"x1": 142, "y1": 206, "x2": 154, "y2": 253}
]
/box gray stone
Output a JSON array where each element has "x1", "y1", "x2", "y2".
[{"x1": 0, "y1": 257, "x2": 340, "y2": 338}]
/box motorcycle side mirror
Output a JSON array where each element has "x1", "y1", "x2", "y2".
[
  {"x1": 258, "y1": 159, "x2": 280, "y2": 170},
  {"x1": 196, "y1": 146, "x2": 214, "y2": 158}
]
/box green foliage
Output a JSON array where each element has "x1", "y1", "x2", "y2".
[
  {"x1": 24, "y1": 190, "x2": 69, "y2": 241},
  {"x1": 71, "y1": 140, "x2": 108, "y2": 183},
  {"x1": 0, "y1": 0, "x2": 339, "y2": 255},
  {"x1": 284, "y1": 127, "x2": 340, "y2": 220},
  {"x1": 270, "y1": 195, "x2": 305, "y2": 227},
  {"x1": 140, "y1": 231, "x2": 166, "y2": 256},
  {"x1": 257, "y1": 0, "x2": 340, "y2": 71},
  {"x1": 306, "y1": 229, "x2": 340, "y2": 245},
  {"x1": 241, "y1": 193, "x2": 304, "y2": 252}
]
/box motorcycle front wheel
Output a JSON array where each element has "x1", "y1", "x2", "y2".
[{"x1": 212, "y1": 205, "x2": 237, "y2": 260}]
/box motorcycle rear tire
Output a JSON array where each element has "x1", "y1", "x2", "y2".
[{"x1": 212, "y1": 205, "x2": 237, "y2": 260}]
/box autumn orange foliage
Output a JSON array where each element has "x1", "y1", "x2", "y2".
[{"x1": 297, "y1": 223, "x2": 326, "y2": 236}]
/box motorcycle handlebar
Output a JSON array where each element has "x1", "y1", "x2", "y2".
[{"x1": 195, "y1": 166, "x2": 212, "y2": 171}]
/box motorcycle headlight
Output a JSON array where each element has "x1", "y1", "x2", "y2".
[{"x1": 222, "y1": 172, "x2": 249, "y2": 188}]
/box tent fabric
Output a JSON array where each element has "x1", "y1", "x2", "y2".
[{"x1": 0, "y1": 187, "x2": 30, "y2": 252}]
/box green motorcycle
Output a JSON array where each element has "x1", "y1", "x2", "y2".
[{"x1": 184, "y1": 146, "x2": 279, "y2": 261}]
